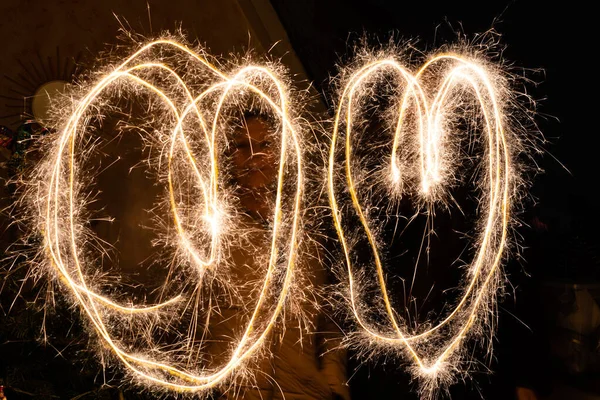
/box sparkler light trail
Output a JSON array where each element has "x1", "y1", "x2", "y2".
[
  {"x1": 22, "y1": 37, "x2": 305, "y2": 394},
  {"x1": 327, "y1": 47, "x2": 522, "y2": 396}
]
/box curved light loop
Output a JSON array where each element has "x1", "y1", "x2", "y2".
[
  {"x1": 328, "y1": 53, "x2": 512, "y2": 377},
  {"x1": 39, "y1": 39, "x2": 303, "y2": 392}
]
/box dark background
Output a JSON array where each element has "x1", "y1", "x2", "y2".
[
  {"x1": 270, "y1": 1, "x2": 599, "y2": 399},
  {"x1": 1, "y1": 1, "x2": 599, "y2": 399}
]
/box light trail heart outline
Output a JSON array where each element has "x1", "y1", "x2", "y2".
[
  {"x1": 34, "y1": 39, "x2": 304, "y2": 393},
  {"x1": 327, "y1": 53, "x2": 514, "y2": 387}
]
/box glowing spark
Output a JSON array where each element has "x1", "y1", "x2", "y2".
[
  {"x1": 29, "y1": 38, "x2": 303, "y2": 393},
  {"x1": 328, "y1": 51, "x2": 517, "y2": 395}
]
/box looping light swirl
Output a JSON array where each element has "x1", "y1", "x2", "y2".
[
  {"x1": 327, "y1": 53, "x2": 513, "y2": 383},
  {"x1": 38, "y1": 39, "x2": 303, "y2": 392}
]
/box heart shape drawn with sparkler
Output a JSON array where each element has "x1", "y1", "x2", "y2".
[
  {"x1": 36, "y1": 39, "x2": 303, "y2": 392},
  {"x1": 327, "y1": 54, "x2": 514, "y2": 387}
]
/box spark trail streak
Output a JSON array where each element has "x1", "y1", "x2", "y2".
[
  {"x1": 328, "y1": 51, "x2": 516, "y2": 394},
  {"x1": 29, "y1": 38, "x2": 303, "y2": 394}
]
